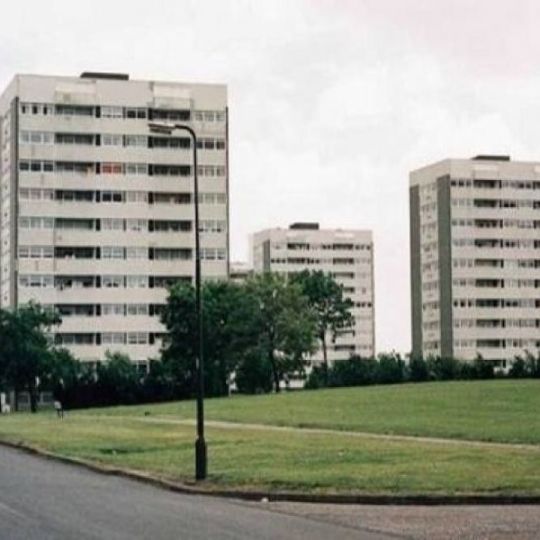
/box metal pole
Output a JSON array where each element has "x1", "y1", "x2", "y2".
[
  {"x1": 149, "y1": 122, "x2": 206, "y2": 480},
  {"x1": 189, "y1": 127, "x2": 207, "y2": 481}
]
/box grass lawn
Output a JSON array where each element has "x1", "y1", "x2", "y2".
[
  {"x1": 0, "y1": 380, "x2": 538, "y2": 495},
  {"x1": 80, "y1": 379, "x2": 540, "y2": 444}
]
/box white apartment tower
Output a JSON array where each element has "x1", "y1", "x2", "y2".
[
  {"x1": 0, "y1": 73, "x2": 229, "y2": 369},
  {"x1": 252, "y1": 223, "x2": 375, "y2": 363},
  {"x1": 410, "y1": 155, "x2": 540, "y2": 366}
]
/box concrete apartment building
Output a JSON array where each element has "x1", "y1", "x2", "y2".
[
  {"x1": 410, "y1": 155, "x2": 540, "y2": 367},
  {"x1": 229, "y1": 261, "x2": 252, "y2": 283},
  {"x1": 252, "y1": 223, "x2": 375, "y2": 363},
  {"x1": 0, "y1": 72, "x2": 229, "y2": 369}
]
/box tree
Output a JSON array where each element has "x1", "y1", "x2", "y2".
[
  {"x1": 96, "y1": 351, "x2": 141, "y2": 405},
  {"x1": 408, "y1": 355, "x2": 429, "y2": 382},
  {"x1": 292, "y1": 270, "x2": 354, "y2": 383},
  {"x1": 329, "y1": 355, "x2": 378, "y2": 387},
  {"x1": 246, "y1": 273, "x2": 317, "y2": 392},
  {"x1": 509, "y1": 356, "x2": 528, "y2": 378},
  {"x1": 160, "y1": 282, "x2": 198, "y2": 398},
  {"x1": 471, "y1": 355, "x2": 495, "y2": 380},
  {"x1": 201, "y1": 280, "x2": 257, "y2": 396},
  {"x1": 0, "y1": 303, "x2": 60, "y2": 412},
  {"x1": 524, "y1": 351, "x2": 540, "y2": 378},
  {"x1": 45, "y1": 348, "x2": 83, "y2": 406},
  {"x1": 141, "y1": 359, "x2": 179, "y2": 403},
  {"x1": 160, "y1": 280, "x2": 256, "y2": 397},
  {"x1": 427, "y1": 356, "x2": 458, "y2": 381},
  {"x1": 234, "y1": 350, "x2": 273, "y2": 394},
  {"x1": 377, "y1": 352, "x2": 406, "y2": 384}
]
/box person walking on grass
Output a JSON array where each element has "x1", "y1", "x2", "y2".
[{"x1": 54, "y1": 400, "x2": 64, "y2": 419}]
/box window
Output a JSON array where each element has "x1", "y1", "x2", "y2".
[
  {"x1": 102, "y1": 134, "x2": 122, "y2": 146},
  {"x1": 127, "y1": 332, "x2": 148, "y2": 344},
  {"x1": 125, "y1": 135, "x2": 147, "y2": 147},
  {"x1": 151, "y1": 164, "x2": 190, "y2": 176},
  {"x1": 201, "y1": 248, "x2": 226, "y2": 260},
  {"x1": 19, "y1": 160, "x2": 53, "y2": 173},
  {"x1": 18, "y1": 246, "x2": 53, "y2": 258},
  {"x1": 56, "y1": 133, "x2": 94, "y2": 145},
  {"x1": 103, "y1": 275, "x2": 124, "y2": 288},
  {"x1": 151, "y1": 192, "x2": 187, "y2": 204},
  {"x1": 19, "y1": 217, "x2": 54, "y2": 229},
  {"x1": 55, "y1": 218, "x2": 93, "y2": 231},
  {"x1": 55, "y1": 105, "x2": 94, "y2": 116},
  {"x1": 102, "y1": 333, "x2": 125, "y2": 345},
  {"x1": 154, "y1": 248, "x2": 192, "y2": 261},
  {"x1": 153, "y1": 220, "x2": 191, "y2": 232},
  {"x1": 151, "y1": 136, "x2": 190, "y2": 149},
  {"x1": 127, "y1": 275, "x2": 148, "y2": 288},
  {"x1": 127, "y1": 304, "x2": 148, "y2": 316},
  {"x1": 199, "y1": 220, "x2": 226, "y2": 233},
  {"x1": 126, "y1": 191, "x2": 148, "y2": 203},
  {"x1": 125, "y1": 163, "x2": 148, "y2": 175},
  {"x1": 102, "y1": 246, "x2": 124, "y2": 259},
  {"x1": 56, "y1": 334, "x2": 95, "y2": 345},
  {"x1": 199, "y1": 193, "x2": 226, "y2": 204},
  {"x1": 126, "y1": 219, "x2": 147, "y2": 232},
  {"x1": 151, "y1": 109, "x2": 189, "y2": 121},
  {"x1": 102, "y1": 219, "x2": 124, "y2": 230},
  {"x1": 126, "y1": 247, "x2": 147, "y2": 259},
  {"x1": 19, "y1": 275, "x2": 53, "y2": 288},
  {"x1": 102, "y1": 162, "x2": 123, "y2": 174},
  {"x1": 55, "y1": 161, "x2": 91, "y2": 173},
  {"x1": 56, "y1": 190, "x2": 94, "y2": 202},
  {"x1": 20, "y1": 131, "x2": 53, "y2": 145},
  {"x1": 102, "y1": 304, "x2": 124, "y2": 316},
  {"x1": 101, "y1": 191, "x2": 123, "y2": 203},
  {"x1": 101, "y1": 106, "x2": 123, "y2": 118},
  {"x1": 125, "y1": 108, "x2": 147, "y2": 119}
]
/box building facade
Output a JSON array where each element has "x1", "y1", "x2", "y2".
[
  {"x1": 0, "y1": 73, "x2": 229, "y2": 369},
  {"x1": 410, "y1": 155, "x2": 540, "y2": 366},
  {"x1": 229, "y1": 261, "x2": 252, "y2": 284},
  {"x1": 252, "y1": 223, "x2": 375, "y2": 363}
]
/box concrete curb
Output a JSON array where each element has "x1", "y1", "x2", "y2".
[{"x1": 1, "y1": 439, "x2": 539, "y2": 505}]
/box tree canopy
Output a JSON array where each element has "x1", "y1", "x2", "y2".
[
  {"x1": 0, "y1": 303, "x2": 60, "y2": 411},
  {"x1": 291, "y1": 270, "x2": 354, "y2": 380}
]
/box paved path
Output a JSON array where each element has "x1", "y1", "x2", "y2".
[
  {"x1": 264, "y1": 501, "x2": 540, "y2": 540},
  {"x1": 0, "y1": 445, "x2": 390, "y2": 540},
  {"x1": 118, "y1": 415, "x2": 540, "y2": 452}
]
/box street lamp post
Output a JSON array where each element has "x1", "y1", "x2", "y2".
[{"x1": 149, "y1": 121, "x2": 207, "y2": 480}]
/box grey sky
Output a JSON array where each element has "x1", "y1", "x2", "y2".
[{"x1": 1, "y1": 0, "x2": 538, "y2": 353}]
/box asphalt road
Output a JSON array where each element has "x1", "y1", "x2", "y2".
[{"x1": 0, "y1": 445, "x2": 389, "y2": 540}]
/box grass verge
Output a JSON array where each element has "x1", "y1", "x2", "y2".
[{"x1": 0, "y1": 388, "x2": 539, "y2": 496}]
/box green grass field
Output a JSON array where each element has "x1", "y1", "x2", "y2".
[
  {"x1": 81, "y1": 379, "x2": 540, "y2": 444},
  {"x1": 0, "y1": 380, "x2": 538, "y2": 495}
]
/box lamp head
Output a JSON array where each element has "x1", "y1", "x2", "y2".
[{"x1": 148, "y1": 121, "x2": 175, "y2": 134}]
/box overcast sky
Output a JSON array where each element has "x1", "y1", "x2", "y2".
[{"x1": 1, "y1": 0, "x2": 539, "y2": 353}]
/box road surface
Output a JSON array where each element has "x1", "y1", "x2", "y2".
[
  {"x1": 1, "y1": 445, "x2": 539, "y2": 539},
  {"x1": 0, "y1": 445, "x2": 388, "y2": 539}
]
